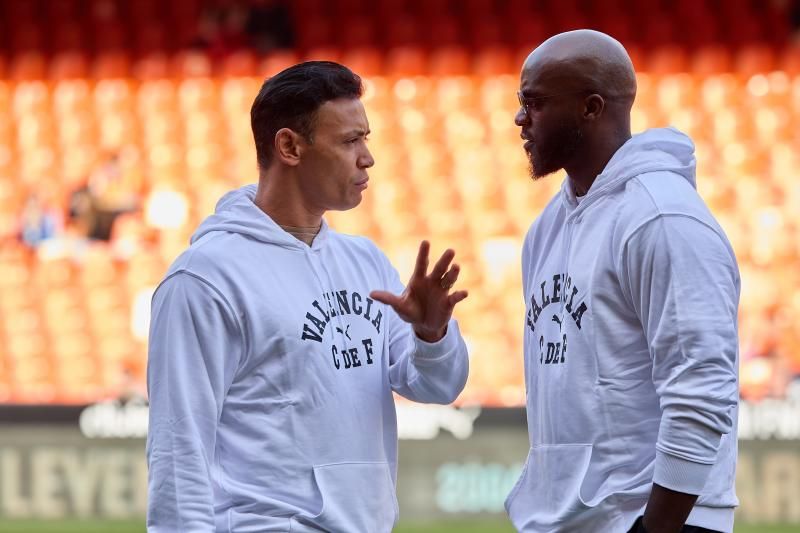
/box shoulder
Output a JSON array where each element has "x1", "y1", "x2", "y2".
[
  {"x1": 617, "y1": 172, "x2": 725, "y2": 243},
  {"x1": 329, "y1": 231, "x2": 390, "y2": 264},
  {"x1": 159, "y1": 231, "x2": 255, "y2": 304},
  {"x1": 166, "y1": 232, "x2": 233, "y2": 278}
]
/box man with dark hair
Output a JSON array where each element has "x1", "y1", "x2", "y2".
[
  {"x1": 506, "y1": 31, "x2": 740, "y2": 533},
  {"x1": 146, "y1": 61, "x2": 469, "y2": 532}
]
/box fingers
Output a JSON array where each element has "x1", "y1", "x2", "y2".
[
  {"x1": 430, "y1": 248, "x2": 456, "y2": 280},
  {"x1": 439, "y1": 263, "x2": 460, "y2": 290},
  {"x1": 369, "y1": 290, "x2": 402, "y2": 308},
  {"x1": 412, "y1": 240, "x2": 430, "y2": 280},
  {"x1": 447, "y1": 290, "x2": 469, "y2": 307}
]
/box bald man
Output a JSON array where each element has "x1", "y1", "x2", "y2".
[{"x1": 505, "y1": 31, "x2": 740, "y2": 533}]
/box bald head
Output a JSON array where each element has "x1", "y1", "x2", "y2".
[
  {"x1": 515, "y1": 30, "x2": 637, "y2": 187},
  {"x1": 522, "y1": 30, "x2": 636, "y2": 104}
]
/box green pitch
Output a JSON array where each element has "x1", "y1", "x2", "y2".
[{"x1": 0, "y1": 520, "x2": 796, "y2": 532}]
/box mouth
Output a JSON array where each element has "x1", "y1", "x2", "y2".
[
  {"x1": 520, "y1": 133, "x2": 534, "y2": 152},
  {"x1": 354, "y1": 178, "x2": 369, "y2": 189}
]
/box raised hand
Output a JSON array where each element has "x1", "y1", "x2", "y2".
[{"x1": 370, "y1": 240, "x2": 468, "y2": 342}]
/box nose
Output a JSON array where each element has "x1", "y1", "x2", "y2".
[
  {"x1": 515, "y1": 107, "x2": 529, "y2": 127},
  {"x1": 359, "y1": 145, "x2": 375, "y2": 169}
]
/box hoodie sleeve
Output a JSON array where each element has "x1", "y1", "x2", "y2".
[
  {"x1": 381, "y1": 262, "x2": 469, "y2": 404},
  {"x1": 620, "y1": 214, "x2": 739, "y2": 495},
  {"x1": 146, "y1": 272, "x2": 244, "y2": 532}
]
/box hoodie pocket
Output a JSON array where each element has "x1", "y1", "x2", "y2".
[
  {"x1": 505, "y1": 444, "x2": 594, "y2": 529},
  {"x1": 225, "y1": 510, "x2": 291, "y2": 532},
  {"x1": 292, "y1": 462, "x2": 399, "y2": 533}
]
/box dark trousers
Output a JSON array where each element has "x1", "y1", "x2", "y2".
[{"x1": 627, "y1": 516, "x2": 724, "y2": 533}]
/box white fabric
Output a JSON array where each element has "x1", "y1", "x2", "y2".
[
  {"x1": 507, "y1": 128, "x2": 739, "y2": 533},
  {"x1": 146, "y1": 185, "x2": 469, "y2": 532}
]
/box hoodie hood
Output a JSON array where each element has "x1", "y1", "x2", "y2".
[
  {"x1": 191, "y1": 184, "x2": 330, "y2": 251},
  {"x1": 561, "y1": 127, "x2": 697, "y2": 212}
]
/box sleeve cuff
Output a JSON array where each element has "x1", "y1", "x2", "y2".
[
  {"x1": 653, "y1": 449, "x2": 713, "y2": 495},
  {"x1": 412, "y1": 320, "x2": 461, "y2": 364}
]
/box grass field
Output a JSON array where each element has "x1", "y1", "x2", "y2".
[{"x1": 0, "y1": 521, "x2": 796, "y2": 532}]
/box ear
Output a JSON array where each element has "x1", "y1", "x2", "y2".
[
  {"x1": 274, "y1": 128, "x2": 304, "y2": 166},
  {"x1": 583, "y1": 94, "x2": 605, "y2": 121}
]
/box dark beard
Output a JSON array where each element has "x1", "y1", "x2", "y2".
[{"x1": 528, "y1": 123, "x2": 583, "y2": 180}]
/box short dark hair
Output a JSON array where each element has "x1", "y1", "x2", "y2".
[{"x1": 250, "y1": 61, "x2": 364, "y2": 169}]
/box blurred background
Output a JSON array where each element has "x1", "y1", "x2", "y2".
[{"x1": 0, "y1": 0, "x2": 799, "y2": 531}]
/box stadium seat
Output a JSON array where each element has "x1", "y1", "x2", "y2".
[
  {"x1": 428, "y1": 47, "x2": 472, "y2": 77},
  {"x1": 735, "y1": 44, "x2": 777, "y2": 78},
  {"x1": 295, "y1": 18, "x2": 333, "y2": 51},
  {"x1": 385, "y1": 46, "x2": 428, "y2": 77},
  {"x1": 1, "y1": 9, "x2": 799, "y2": 404},
  {"x1": 473, "y1": 47, "x2": 514, "y2": 76},
  {"x1": 647, "y1": 45, "x2": 689, "y2": 74},
  {"x1": 92, "y1": 20, "x2": 129, "y2": 52},
  {"x1": 339, "y1": 15, "x2": 377, "y2": 49},
  {"x1": 304, "y1": 46, "x2": 343, "y2": 63},
  {"x1": 221, "y1": 50, "x2": 258, "y2": 78},
  {"x1": 260, "y1": 50, "x2": 301, "y2": 77},
  {"x1": 134, "y1": 53, "x2": 171, "y2": 81},
  {"x1": 466, "y1": 17, "x2": 507, "y2": 49},
  {"x1": 340, "y1": 47, "x2": 384, "y2": 77},
  {"x1": 173, "y1": 51, "x2": 213, "y2": 78}
]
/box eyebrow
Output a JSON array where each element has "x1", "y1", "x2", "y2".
[{"x1": 343, "y1": 129, "x2": 370, "y2": 138}]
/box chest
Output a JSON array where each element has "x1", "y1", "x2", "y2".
[{"x1": 239, "y1": 249, "x2": 391, "y2": 388}]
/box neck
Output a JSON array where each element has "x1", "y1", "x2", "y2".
[
  {"x1": 253, "y1": 168, "x2": 324, "y2": 228},
  {"x1": 565, "y1": 130, "x2": 631, "y2": 196},
  {"x1": 279, "y1": 222, "x2": 321, "y2": 246}
]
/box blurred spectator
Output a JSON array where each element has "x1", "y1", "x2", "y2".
[
  {"x1": 191, "y1": 1, "x2": 250, "y2": 59},
  {"x1": 245, "y1": 0, "x2": 295, "y2": 53},
  {"x1": 116, "y1": 362, "x2": 148, "y2": 404},
  {"x1": 19, "y1": 191, "x2": 63, "y2": 248},
  {"x1": 191, "y1": 0, "x2": 294, "y2": 58},
  {"x1": 69, "y1": 151, "x2": 141, "y2": 241}
]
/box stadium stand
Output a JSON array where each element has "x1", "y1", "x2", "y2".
[{"x1": 0, "y1": 0, "x2": 798, "y2": 404}]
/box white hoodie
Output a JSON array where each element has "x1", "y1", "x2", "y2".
[
  {"x1": 146, "y1": 185, "x2": 468, "y2": 533},
  {"x1": 505, "y1": 128, "x2": 740, "y2": 533}
]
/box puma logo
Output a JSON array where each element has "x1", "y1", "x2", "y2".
[
  {"x1": 335, "y1": 324, "x2": 352, "y2": 340},
  {"x1": 551, "y1": 314, "x2": 563, "y2": 330}
]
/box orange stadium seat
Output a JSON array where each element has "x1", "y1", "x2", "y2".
[
  {"x1": 735, "y1": 44, "x2": 777, "y2": 79},
  {"x1": 304, "y1": 46, "x2": 343, "y2": 63},
  {"x1": 134, "y1": 23, "x2": 172, "y2": 56},
  {"x1": 260, "y1": 50, "x2": 301, "y2": 77},
  {"x1": 778, "y1": 44, "x2": 800, "y2": 75},
  {"x1": 340, "y1": 47, "x2": 384, "y2": 77},
  {"x1": 691, "y1": 44, "x2": 733, "y2": 76},
  {"x1": 340, "y1": 15, "x2": 377, "y2": 49},
  {"x1": 647, "y1": 45, "x2": 690, "y2": 75},
  {"x1": 92, "y1": 20, "x2": 129, "y2": 52},
  {"x1": 385, "y1": 46, "x2": 428, "y2": 77},
  {"x1": 51, "y1": 20, "x2": 86, "y2": 52},
  {"x1": 49, "y1": 51, "x2": 89, "y2": 80},
  {"x1": 384, "y1": 15, "x2": 420, "y2": 49},
  {"x1": 295, "y1": 18, "x2": 333, "y2": 51},
  {"x1": 9, "y1": 52, "x2": 47, "y2": 81},
  {"x1": 473, "y1": 46, "x2": 514, "y2": 76},
  {"x1": 428, "y1": 47, "x2": 472, "y2": 77},
  {"x1": 173, "y1": 51, "x2": 213, "y2": 78},
  {"x1": 221, "y1": 50, "x2": 258, "y2": 78},
  {"x1": 134, "y1": 53, "x2": 171, "y2": 81},
  {"x1": 0, "y1": 9, "x2": 798, "y2": 403}
]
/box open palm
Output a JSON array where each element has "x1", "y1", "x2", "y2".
[{"x1": 370, "y1": 241, "x2": 468, "y2": 342}]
